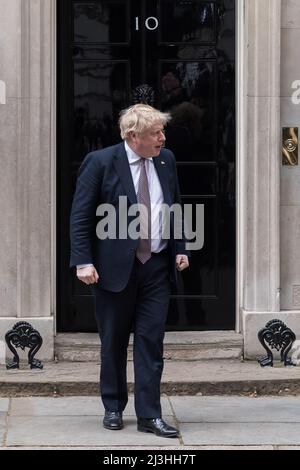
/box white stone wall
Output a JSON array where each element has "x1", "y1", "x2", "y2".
[
  {"x1": 0, "y1": 0, "x2": 21, "y2": 319},
  {"x1": 280, "y1": 0, "x2": 300, "y2": 311},
  {"x1": 242, "y1": 0, "x2": 283, "y2": 357},
  {"x1": 0, "y1": 0, "x2": 54, "y2": 361},
  {"x1": 242, "y1": 0, "x2": 300, "y2": 358}
]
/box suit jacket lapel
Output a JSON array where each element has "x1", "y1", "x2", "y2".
[
  {"x1": 153, "y1": 155, "x2": 172, "y2": 206},
  {"x1": 113, "y1": 143, "x2": 137, "y2": 205}
]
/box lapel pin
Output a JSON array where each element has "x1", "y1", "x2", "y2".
[{"x1": 161, "y1": 161, "x2": 165, "y2": 165}]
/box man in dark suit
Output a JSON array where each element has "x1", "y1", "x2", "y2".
[{"x1": 70, "y1": 104, "x2": 189, "y2": 438}]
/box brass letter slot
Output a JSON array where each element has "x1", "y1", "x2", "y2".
[{"x1": 282, "y1": 127, "x2": 298, "y2": 166}]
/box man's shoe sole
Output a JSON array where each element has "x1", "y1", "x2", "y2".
[
  {"x1": 103, "y1": 423, "x2": 124, "y2": 431},
  {"x1": 137, "y1": 425, "x2": 179, "y2": 438}
]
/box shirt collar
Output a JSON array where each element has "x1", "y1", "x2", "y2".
[{"x1": 124, "y1": 141, "x2": 153, "y2": 164}]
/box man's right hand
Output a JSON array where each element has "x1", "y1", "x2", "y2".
[{"x1": 76, "y1": 266, "x2": 99, "y2": 285}]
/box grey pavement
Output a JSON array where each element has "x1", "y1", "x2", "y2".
[{"x1": 1, "y1": 396, "x2": 300, "y2": 449}]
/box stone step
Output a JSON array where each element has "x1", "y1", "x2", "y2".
[
  {"x1": 1, "y1": 359, "x2": 300, "y2": 397},
  {"x1": 55, "y1": 331, "x2": 244, "y2": 362}
]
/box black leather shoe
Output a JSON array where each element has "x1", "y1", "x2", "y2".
[
  {"x1": 137, "y1": 418, "x2": 179, "y2": 438},
  {"x1": 103, "y1": 411, "x2": 123, "y2": 430}
]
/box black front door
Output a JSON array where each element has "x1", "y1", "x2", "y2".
[{"x1": 58, "y1": 0, "x2": 236, "y2": 332}]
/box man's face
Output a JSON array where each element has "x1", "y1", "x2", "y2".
[
  {"x1": 162, "y1": 72, "x2": 180, "y2": 93},
  {"x1": 130, "y1": 123, "x2": 166, "y2": 157}
]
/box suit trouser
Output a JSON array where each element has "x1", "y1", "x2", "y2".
[{"x1": 92, "y1": 251, "x2": 171, "y2": 418}]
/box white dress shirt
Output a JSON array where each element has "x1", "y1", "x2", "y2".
[{"x1": 125, "y1": 141, "x2": 167, "y2": 253}]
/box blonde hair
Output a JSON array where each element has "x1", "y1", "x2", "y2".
[{"x1": 119, "y1": 104, "x2": 170, "y2": 140}]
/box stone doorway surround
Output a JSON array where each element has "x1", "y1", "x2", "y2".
[
  {"x1": 239, "y1": 0, "x2": 300, "y2": 359},
  {"x1": 0, "y1": 0, "x2": 56, "y2": 362},
  {"x1": 0, "y1": 0, "x2": 293, "y2": 361}
]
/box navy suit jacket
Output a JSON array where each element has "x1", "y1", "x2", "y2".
[{"x1": 70, "y1": 142, "x2": 188, "y2": 292}]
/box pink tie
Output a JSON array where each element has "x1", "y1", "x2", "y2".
[{"x1": 136, "y1": 158, "x2": 152, "y2": 264}]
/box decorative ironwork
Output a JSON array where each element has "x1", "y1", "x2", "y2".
[
  {"x1": 5, "y1": 321, "x2": 43, "y2": 370},
  {"x1": 132, "y1": 84, "x2": 155, "y2": 106},
  {"x1": 257, "y1": 319, "x2": 296, "y2": 367}
]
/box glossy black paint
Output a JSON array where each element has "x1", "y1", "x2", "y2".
[{"x1": 58, "y1": 0, "x2": 236, "y2": 331}]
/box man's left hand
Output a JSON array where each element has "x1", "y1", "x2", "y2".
[{"x1": 176, "y1": 255, "x2": 189, "y2": 271}]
